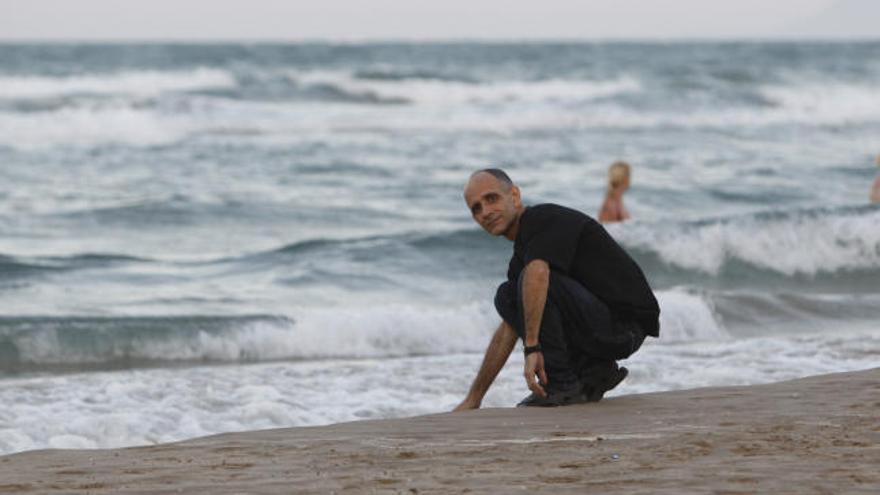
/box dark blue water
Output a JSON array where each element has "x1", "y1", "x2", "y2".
[{"x1": 1, "y1": 42, "x2": 879, "y2": 370}]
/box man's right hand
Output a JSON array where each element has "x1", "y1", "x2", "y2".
[{"x1": 451, "y1": 321, "x2": 518, "y2": 413}]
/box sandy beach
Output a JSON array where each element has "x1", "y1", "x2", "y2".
[{"x1": 0, "y1": 368, "x2": 876, "y2": 494}]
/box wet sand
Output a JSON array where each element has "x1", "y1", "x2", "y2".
[{"x1": 1, "y1": 368, "x2": 877, "y2": 494}]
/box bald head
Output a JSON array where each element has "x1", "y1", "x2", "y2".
[
  {"x1": 464, "y1": 168, "x2": 523, "y2": 240},
  {"x1": 469, "y1": 168, "x2": 514, "y2": 192}
]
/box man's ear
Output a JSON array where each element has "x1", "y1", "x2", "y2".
[{"x1": 511, "y1": 185, "x2": 522, "y2": 207}]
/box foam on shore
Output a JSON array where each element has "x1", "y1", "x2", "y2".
[{"x1": 1, "y1": 368, "x2": 876, "y2": 494}]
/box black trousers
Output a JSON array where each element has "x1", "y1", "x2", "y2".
[{"x1": 494, "y1": 270, "x2": 646, "y2": 389}]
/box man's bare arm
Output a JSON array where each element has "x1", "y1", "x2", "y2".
[
  {"x1": 521, "y1": 259, "x2": 550, "y2": 397},
  {"x1": 521, "y1": 259, "x2": 550, "y2": 346},
  {"x1": 453, "y1": 321, "x2": 517, "y2": 411}
]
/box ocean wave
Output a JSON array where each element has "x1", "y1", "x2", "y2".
[
  {"x1": 759, "y1": 80, "x2": 880, "y2": 123},
  {"x1": 0, "y1": 309, "x2": 493, "y2": 373},
  {"x1": 9, "y1": 205, "x2": 878, "y2": 291},
  {"x1": 4, "y1": 75, "x2": 879, "y2": 149},
  {"x1": 281, "y1": 72, "x2": 880, "y2": 128},
  {"x1": 289, "y1": 70, "x2": 643, "y2": 105},
  {"x1": 251, "y1": 206, "x2": 880, "y2": 283},
  {"x1": 230, "y1": 228, "x2": 504, "y2": 281},
  {"x1": 209, "y1": 207, "x2": 880, "y2": 293},
  {"x1": 0, "y1": 255, "x2": 65, "y2": 278},
  {"x1": 0, "y1": 293, "x2": 727, "y2": 374},
  {"x1": 711, "y1": 291, "x2": 880, "y2": 336},
  {"x1": 57, "y1": 198, "x2": 208, "y2": 227},
  {"x1": 294, "y1": 81, "x2": 410, "y2": 105},
  {"x1": 0, "y1": 68, "x2": 237, "y2": 100},
  {"x1": 50, "y1": 199, "x2": 393, "y2": 232},
  {"x1": 615, "y1": 205, "x2": 880, "y2": 278},
  {"x1": 0, "y1": 253, "x2": 149, "y2": 283},
  {"x1": 265, "y1": 228, "x2": 492, "y2": 258},
  {"x1": 655, "y1": 290, "x2": 726, "y2": 342},
  {"x1": 353, "y1": 68, "x2": 478, "y2": 83},
  {"x1": 0, "y1": 105, "x2": 191, "y2": 148}
]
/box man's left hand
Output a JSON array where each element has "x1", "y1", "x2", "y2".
[{"x1": 524, "y1": 351, "x2": 548, "y2": 398}]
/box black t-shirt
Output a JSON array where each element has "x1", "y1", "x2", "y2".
[{"x1": 507, "y1": 204, "x2": 660, "y2": 336}]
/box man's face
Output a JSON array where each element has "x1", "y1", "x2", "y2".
[{"x1": 463, "y1": 173, "x2": 522, "y2": 238}]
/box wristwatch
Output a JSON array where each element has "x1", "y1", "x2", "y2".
[{"x1": 523, "y1": 344, "x2": 542, "y2": 356}]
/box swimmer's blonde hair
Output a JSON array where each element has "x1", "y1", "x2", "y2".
[{"x1": 608, "y1": 161, "x2": 631, "y2": 190}]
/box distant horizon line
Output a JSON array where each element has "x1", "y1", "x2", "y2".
[{"x1": 1, "y1": 35, "x2": 878, "y2": 45}]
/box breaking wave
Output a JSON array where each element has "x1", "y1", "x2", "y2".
[
  {"x1": 0, "y1": 68, "x2": 237, "y2": 100},
  {"x1": 0, "y1": 293, "x2": 729, "y2": 374},
  {"x1": 288, "y1": 70, "x2": 643, "y2": 105},
  {"x1": 615, "y1": 205, "x2": 880, "y2": 278}
]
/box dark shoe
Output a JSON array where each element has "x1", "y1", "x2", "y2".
[
  {"x1": 516, "y1": 382, "x2": 586, "y2": 408},
  {"x1": 583, "y1": 366, "x2": 628, "y2": 402}
]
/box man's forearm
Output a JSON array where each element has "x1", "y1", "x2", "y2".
[
  {"x1": 521, "y1": 260, "x2": 550, "y2": 347},
  {"x1": 462, "y1": 321, "x2": 517, "y2": 405}
]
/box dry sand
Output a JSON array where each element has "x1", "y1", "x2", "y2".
[{"x1": 1, "y1": 368, "x2": 877, "y2": 494}]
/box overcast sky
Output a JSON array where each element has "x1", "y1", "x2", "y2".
[{"x1": 1, "y1": 0, "x2": 878, "y2": 41}]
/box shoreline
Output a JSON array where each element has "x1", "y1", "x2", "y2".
[{"x1": 1, "y1": 368, "x2": 878, "y2": 494}]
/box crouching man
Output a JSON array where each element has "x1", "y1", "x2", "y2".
[{"x1": 454, "y1": 169, "x2": 659, "y2": 409}]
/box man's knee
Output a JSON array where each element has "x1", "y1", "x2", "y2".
[{"x1": 609, "y1": 319, "x2": 647, "y2": 359}]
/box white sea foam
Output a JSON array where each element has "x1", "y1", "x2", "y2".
[
  {"x1": 290, "y1": 70, "x2": 643, "y2": 105},
  {"x1": 3, "y1": 303, "x2": 502, "y2": 367},
  {"x1": 285, "y1": 73, "x2": 880, "y2": 129},
  {"x1": 6, "y1": 293, "x2": 727, "y2": 368},
  {"x1": 0, "y1": 105, "x2": 192, "y2": 148},
  {"x1": 617, "y1": 209, "x2": 880, "y2": 275},
  {"x1": 0, "y1": 68, "x2": 237, "y2": 99},
  {"x1": 759, "y1": 80, "x2": 880, "y2": 124},
  {"x1": 5, "y1": 76, "x2": 880, "y2": 149},
  {"x1": 127, "y1": 302, "x2": 503, "y2": 363},
  {"x1": 0, "y1": 325, "x2": 876, "y2": 456},
  {"x1": 655, "y1": 289, "x2": 727, "y2": 343}
]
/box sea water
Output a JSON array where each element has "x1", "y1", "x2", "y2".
[{"x1": 0, "y1": 42, "x2": 878, "y2": 454}]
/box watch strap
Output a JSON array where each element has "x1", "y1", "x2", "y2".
[{"x1": 523, "y1": 344, "x2": 542, "y2": 356}]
